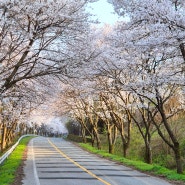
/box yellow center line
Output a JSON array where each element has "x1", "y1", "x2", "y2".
[{"x1": 48, "y1": 139, "x2": 111, "y2": 185}]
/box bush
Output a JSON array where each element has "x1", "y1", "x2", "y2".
[
  {"x1": 65, "y1": 120, "x2": 80, "y2": 135},
  {"x1": 67, "y1": 134, "x2": 91, "y2": 143}
]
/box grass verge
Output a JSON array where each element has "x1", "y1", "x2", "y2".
[
  {"x1": 79, "y1": 143, "x2": 185, "y2": 183},
  {"x1": 0, "y1": 136, "x2": 34, "y2": 185}
]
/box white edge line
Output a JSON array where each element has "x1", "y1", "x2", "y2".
[{"x1": 31, "y1": 139, "x2": 40, "y2": 185}]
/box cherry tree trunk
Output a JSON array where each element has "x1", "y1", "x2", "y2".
[
  {"x1": 1, "y1": 125, "x2": 7, "y2": 152},
  {"x1": 123, "y1": 143, "x2": 129, "y2": 158},
  {"x1": 174, "y1": 142, "x2": 183, "y2": 174},
  {"x1": 109, "y1": 144, "x2": 114, "y2": 154},
  {"x1": 96, "y1": 134, "x2": 101, "y2": 150},
  {"x1": 144, "y1": 142, "x2": 152, "y2": 164},
  {"x1": 120, "y1": 132, "x2": 130, "y2": 158},
  {"x1": 107, "y1": 131, "x2": 113, "y2": 154},
  {"x1": 91, "y1": 132, "x2": 95, "y2": 147},
  {"x1": 159, "y1": 103, "x2": 183, "y2": 173},
  {"x1": 92, "y1": 128, "x2": 101, "y2": 150},
  {"x1": 81, "y1": 126, "x2": 86, "y2": 143}
]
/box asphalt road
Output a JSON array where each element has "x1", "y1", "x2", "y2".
[{"x1": 22, "y1": 137, "x2": 173, "y2": 185}]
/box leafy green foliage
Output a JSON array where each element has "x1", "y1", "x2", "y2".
[
  {"x1": 67, "y1": 134, "x2": 84, "y2": 142},
  {"x1": 65, "y1": 120, "x2": 80, "y2": 135}
]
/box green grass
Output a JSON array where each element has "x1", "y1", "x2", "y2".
[
  {"x1": 79, "y1": 143, "x2": 185, "y2": 183},
  {"x1": 0, "y1": 136, "x2": 34, "y2": 185}
]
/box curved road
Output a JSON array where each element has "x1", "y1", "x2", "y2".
[{"x1": 22, "y1": 137, "x2": 173, "y2": 185}]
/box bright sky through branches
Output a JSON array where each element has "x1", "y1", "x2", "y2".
[{"x1": 88, "y1": 0, "x2": 121, "y2": 25}]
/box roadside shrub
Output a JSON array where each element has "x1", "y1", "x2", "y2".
[{"x1": 67, "y1": 134, "x2": 91, "y2": 143}]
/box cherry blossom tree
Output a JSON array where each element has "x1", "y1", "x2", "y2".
[
  {"x1": 106, "y1": 0, "x2": 185, "y2": 174},
  {"x1": 0, "y1": 0, "x2": 96, "y2": 96},
  {"x1": 109, "y1": 0, "x2": 185, "y2": 69},
  {"x1": 0, "y1": 77, "x2": 51, "y2": 151},
  {"x1": 0, "y1": 0, "x2": 99, "y2": 150}
]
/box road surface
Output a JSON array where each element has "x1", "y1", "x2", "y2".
[{"x1": 22, "y1": 137, "x2": 173, "y2": 185}]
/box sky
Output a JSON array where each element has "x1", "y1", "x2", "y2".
[{"x1": 87, "y1": 0, "x2": 121, "y2": 25}]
